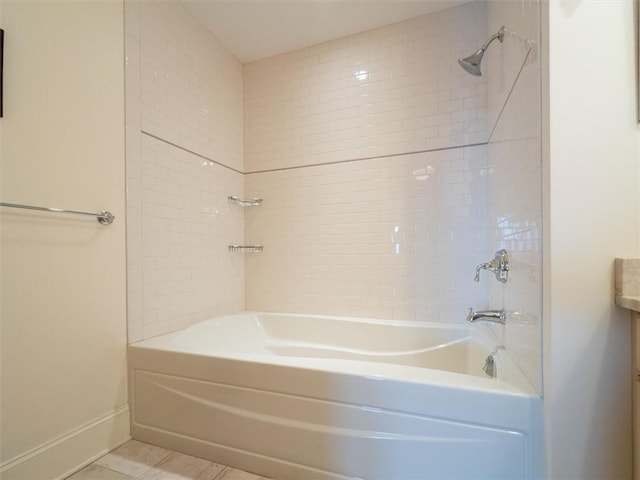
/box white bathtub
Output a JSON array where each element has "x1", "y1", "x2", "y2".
[{"x1": 128, "y1": 312, "x2": 543, "y2": 480}]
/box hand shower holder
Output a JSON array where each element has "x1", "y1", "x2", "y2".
[{"x1": 474, "y1": 249, "x2": 509, "y2": 283}]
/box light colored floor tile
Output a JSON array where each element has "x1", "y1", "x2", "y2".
[
  {"x1": 94, "y1": 439, "x2": 172, "y2": 477},
  {"x1": 66, "y1": 464, "x2": 138, "y2": 480},
  {"x1": 140, "y1": 451, "x2": 221, "y2": 480},
  {"x1": 218, "y1": 468, "x2": 264, "y2": 480},
  {"x1": 85, "y1": 440, "x2": 273, "y2": 480},
  {"x1": 193, "y1": 462, "x2": 228, "y2": 480}
]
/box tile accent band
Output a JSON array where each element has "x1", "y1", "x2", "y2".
[
  {"x1": 141, "y1": 130, "x2": 244, "y2": 175},
  {"x1": 244, "y1": 142, "x2": 489, "y2": 175},
  {"x1": 142, "y1": 129, "x2": 488, "y2": 176}
]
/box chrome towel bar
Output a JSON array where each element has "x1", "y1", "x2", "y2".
[{"x1": 0, "y1": 202, "x2": 115, "y2": 225}]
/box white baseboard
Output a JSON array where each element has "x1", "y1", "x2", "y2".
[{"x1": 1, "y1": 405, "x2": 131, "y2": 480}]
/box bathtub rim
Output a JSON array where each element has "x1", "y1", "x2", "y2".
[
  {"x1": 129, "y1": 311, "x2": 538, "y2": 397},
  {"x1": 128, "y1": 311, "x2": 544, "y2": 479}
]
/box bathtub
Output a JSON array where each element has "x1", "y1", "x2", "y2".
[{"x1": 128, "y1": 312, "x2": 543, "y2": 480}]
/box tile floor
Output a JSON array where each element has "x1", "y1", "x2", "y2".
[{"x1": 66, "y1": 440, "x2": 273, "y2": 480}]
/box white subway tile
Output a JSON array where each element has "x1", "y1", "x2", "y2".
[
  {"x1": 246, "y1": 146, "x2": 489, "y2": 319},
  {"x1": 126, "y1": 0, "x2": 541, "y2": 396},
  {"x1": 244, "y1": 3, "x2": 488, "y2": 172}
]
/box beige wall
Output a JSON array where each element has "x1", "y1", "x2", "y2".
[
  {"x1": 0, "y1": 1, "x2": 129, "y2": 479},
  {"x1": 544, "y1": 0, "x2": 640, "y2": 477}
]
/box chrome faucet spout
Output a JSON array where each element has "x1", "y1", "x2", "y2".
[{"x1": 466, "y1": 308, "x2": 506, "y2": 325}]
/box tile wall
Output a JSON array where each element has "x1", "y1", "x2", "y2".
[
  {"x1": 243, "y1": 1, "x2": 489, "y2": 172},
  {"x1": 125, "y1": 0, "x2": 543, "y2": 395},
  {"x1": 485, "y1": 0, "x2": 542, "y2": 392},
  {"x1": 126, "y1": 1, "x2": 245, "y2": 342},
  {"x1": 243, "y1": 2, "x2": 493, "y2": 322},
  {"x1": 139, "y1": 2, "x2": 243, "y2": 172},
  {"x1": 245, "y1": 146, "x2": 490, "y2": 321}
]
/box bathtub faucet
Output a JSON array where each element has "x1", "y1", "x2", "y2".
[
  {"x1": 466, "y1": 308, "x2": 506, "y2": 325},
  {"x1": 474, "y1": 249, "x2": 509, "y2": 283}
]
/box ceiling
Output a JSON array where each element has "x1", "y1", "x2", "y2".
[{"x1": 181, "y1": 1, "x2": 474, "y2": 63}]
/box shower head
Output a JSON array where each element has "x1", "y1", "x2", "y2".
[
  {"x1": 458, "y1": 26, "x2": 505, "y2": 77},
  {"x1": 458, "y1": 50, "x2": 485, "y2": 76}
]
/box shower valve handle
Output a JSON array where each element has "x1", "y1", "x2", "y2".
[{"x1": 474, "y1": 249, "x2": 509, "y2": 283}]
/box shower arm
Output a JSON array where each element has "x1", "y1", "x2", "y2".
[{"x1": 479, "y1": 26, "x2": 506, "y2": 53}]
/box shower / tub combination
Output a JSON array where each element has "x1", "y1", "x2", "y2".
[
  {"x1": 126, "y1": 1, "x2": 543, "y2": 478},
  {"x1": 129, "y1": 312, "x2": 542, "y2": 479},
  {"x1": 129, "y1": 253, "x2": 542, "y2": 478}
]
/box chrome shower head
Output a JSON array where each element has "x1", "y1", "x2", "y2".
[
  {"x1": 458, "y1": 26, "x2": 505, "y2": 77},
  {"x1": 458, "y1": 49, "x2": 485, "y2": 76}
]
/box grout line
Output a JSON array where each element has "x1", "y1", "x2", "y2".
[
  {"x1": 141, "y1": 131, "x2": 244, "y2": 175},
  {"x1": 214, "y1": 467, "x2": 233, "y2": 479},
  {"x1": 140, "y1": 130, "x2": 488, "y2": 176},
  {"x1": 91, "y1": 464, "x2": 140, "y2": 480},
  {"x1": 244, "y1": 142, "x2": 489, "y2": 175},
  {"x1": 486, "y1": 48, "x2": 533, "y2": 143},
  {"x1": 91, "y1": 440, "x2": 269, "y2": 480}
]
